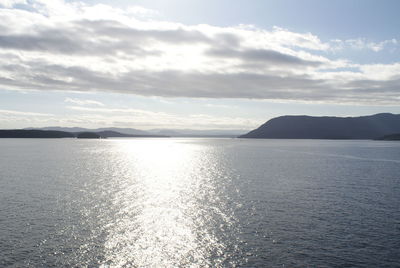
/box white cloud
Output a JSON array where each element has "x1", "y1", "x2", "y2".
[
  {"x1": 0, "y1": 105, "x2": 262, "y2": 130},
  {"x1": 204, "y1": 103, "x2": 235, "y2": 109},
  {"x1": 330, "y1": 38, "x2": 398, "y2": 52},
  {"x1": 0, "y1": 0, "x2": 26, "y2": 8},
  {"x1": 0, "y1": 109, "x2": 52, "y2": 116},
  {"x1": 0, "y1": 109, "x2": 54, "y2": 127},
  {"x1": 65, "y1": 105, "x2": 261, "y2": 130},
  {"x1": 64, "y1": 97, "x2": 104, "y2": 106},
  {"x1": 0, "y1": 0, "x2": 398, "y2": 105}
]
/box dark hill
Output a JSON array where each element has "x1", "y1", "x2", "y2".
[
  {"x1": 28, "y1": 127, "x2": 152, "y2": 136},
  {"x1": 0, "y1": 129, "x2": 74, "y2": 138},
  {"x1": 77, "y1": 132, "x2": 101, "y2": 139},
  {"x1": 376, "y1": 133, "x2": 400, "y2": 141},
  {"x1": 0, "y1": 129, "x2": 168, "y2": 139},
  {"x1": 240, "y1": 113, "x2": 400, "y2": 139},
  {"x1": 95, "y1": 130, "x2": 168, "y2": 138}
]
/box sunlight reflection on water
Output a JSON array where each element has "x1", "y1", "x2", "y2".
[{"x1": 101, "y1": 139, "x2": 240, "y2": 267}]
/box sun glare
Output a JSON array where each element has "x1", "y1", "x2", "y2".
[{"x1": 100, "y1": 139, "x2": 232, "y2": 267}]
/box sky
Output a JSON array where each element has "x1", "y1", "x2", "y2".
[{"x1": 0, "y1": 0, "x2": 399, "y2": 131}]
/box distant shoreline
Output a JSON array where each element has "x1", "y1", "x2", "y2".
[{"x1": 0, "y1": 129, "x2": 169, "y2": 139}]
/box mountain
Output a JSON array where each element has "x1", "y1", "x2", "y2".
[
  {"x1": 240, "y1": 113, "x2": 400, "y2": 139},
  {"x1": 27, "y1": 126, "x2": 244, "y2": 137},
  {"x1": 25, "y1": 127, "x2": 89, "y2": 132},
  {"x1": 149, "y1": 129, "x2": 246, "y2": 137},
  {"x1": 0, "y1": 129, "x2": 167, "y2": 139},
  {"x1": 0, "y1": 129, "x2": 74, "y2": 138},
  {"x1": 376, "y1": 133, "x2": 400, "y2": 141},
  {"x1": 95, "y1": 130, "x2": 167, "y2": 138},
  {"x1": 77, "y1": 132, "x2": 101, "y2": 139},
  {"x1": 94, "y1": 128, "x2": 151, "y2": 136},
  {"x1": 27, "y1": 127, "x2": 151, "y2": 136}
]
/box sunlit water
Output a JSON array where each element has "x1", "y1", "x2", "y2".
[{"x1": 1, "y1": 138, "x2": 399, "y2": 267}]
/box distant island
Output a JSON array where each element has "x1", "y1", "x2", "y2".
[
  {"x1": 0, "y1": 129, "x2": 168, "y2": 139},
  {"x1": 0, "y1": 130, "x2": 75, "y2": 138},
  {"x1": 77, "y1": 132, "x2": 101, "y2": 139},
  {"x1": 25, "y1": 127, "x2": 243, "y2": 138},
  {"x1": 240, "y1": 113, "x2": 400, "y2": 140},
  {"x1": 375, "y1": 133, "x2": 400, "y2": 141},
  {"x1": 0, "y1": 127, "x2": 239, "y2": 139}
]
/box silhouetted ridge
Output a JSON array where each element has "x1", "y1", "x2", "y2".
[
  {"x1": 94, "y1": 130, "x2": 167, "y2": 138},
  {"x1": 0, "y1": 129, "x2": 169, "y2": 138},
  {"x1": 0, "y1": 130, "x2": 74, "y2": 138},
  {"x1": 77, "y1": 132, "x2": 101, "y2": 139},
  {"x1": 376, "y1": 133, "x2": 400, "y2": 141},
  {"x1": 240, "y1": 113, "x2": 400, "y2": 139}
]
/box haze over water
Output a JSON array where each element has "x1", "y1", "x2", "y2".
[{"x1": 1, "y1": 138, "x2": 400, "y2": 267}]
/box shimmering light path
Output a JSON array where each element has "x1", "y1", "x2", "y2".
[{"x1": 101, "y1": 139, "x2": 241, "y2": 267}]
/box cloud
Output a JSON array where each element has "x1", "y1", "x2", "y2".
[
  {"x1": 0, "y1": 105, "x2": 259, "y2": 130},
  {"x1": 64, "y1": 97, "x2": 104, "y2": 106},
  {"x1": 0, "y1": 0, "x2": 399, "y2": 105},
  {"x1": 0, "y1": 0, "x2": 26, "y2": 8},
  {"x1": 206, "y1": 48, "x2": 322, "y2": 67},
  {"x1": 72, "y1": 106, "x2": 260, "y2": 130},
  {"x1": 0, "y1": 109, "x2": 52, "y2": 116},
  {"x1": 204, "y1": 103, "x2": 235, "y2": 109},
  {"x1": 330, "y1": 38, "x2": 398, "y2": 52},
  {"x1": 0, "y1": 109, "x2": 54, "y2": 126}
]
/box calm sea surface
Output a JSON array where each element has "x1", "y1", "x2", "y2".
[{"x1": 0, "y1": 138, "x2": 399, "y2": 267}]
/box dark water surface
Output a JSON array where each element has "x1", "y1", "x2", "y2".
[{"x1": 0, "y1": 138, "x2": 399, "y2": 267}]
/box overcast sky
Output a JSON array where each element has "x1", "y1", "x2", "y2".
[{"x1": 0, "y1": 0, "x2": 399, "y2": 130}]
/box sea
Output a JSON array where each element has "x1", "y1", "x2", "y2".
[{"x1": 0, "y1": 138, "x2": 399, "y2": 268}]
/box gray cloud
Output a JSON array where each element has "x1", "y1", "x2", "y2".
[
  {"x1": 206, "y1": 48, "x2": 322, "y2": 67},
  {"x1": 78, "y1": 20, "x2": 211, "y2": 44},
  {"x1": 0, "y1": 25, "x2": 160, "y2": 56},
  {"x1": 0, "y1": 32, "x2": 84, "y2": 53},
  {"x1": 2, "y1": 58, "x2": 399, "y2": 104},
  {"x1": 0, "y1": 18, "x2": 216, "y2": 57}
]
